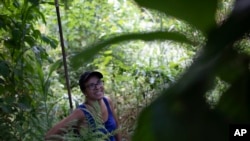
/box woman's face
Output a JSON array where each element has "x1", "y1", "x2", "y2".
[{"x1": 84, "y1": 76, "x2": 104, "y2": 100}]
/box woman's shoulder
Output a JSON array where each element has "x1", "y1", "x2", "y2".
[{"x1": 69, "y1": 108, "x2": 85, "y2": 120}]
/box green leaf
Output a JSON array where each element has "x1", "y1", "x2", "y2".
[
  {"x1": 133, "y1": 94, "x2": 228, "y2": 141},
  {"x1": 71, "y1": 31, "x2": 192, "y2": 69},
  {"x1": 41, "y1": 35, "x2": 58, "y2": 48},
  {"x1": 216, "y1": 75, "x2": 250, "y2": 122},
  {"x1": 133, "y1": 5, "x2": 250, "y2": 141},
  {"x1": 135, "y1": 0, "x2": 218, "y2": 34},
  {"x1": 25, "y1": 35, "x2": 36, "y2": 46},
  {"x1": 12, "y1": 28, "x2": 21, "y2": 41},
  {"x1": 32, "y1": 29, "x2": 42, "y2": 39},
  {"x1": 132, "y1": 107, "x2": 155, "y2": 141},
  {"x1": 13, "y1": 0, "x2": 20, "y2": 8},
  {"x1": 48, "y1": 59, "x2": 62, "y2": 78},
  {"x1": 32, "y1": 4, "x2": 47, "y2": 24},
  {"x1": 216, "y1": 53, "x2": 250, "y2": 122},
  {"x1": 0, "y1": 61, "x2": 10, "y2": 78}
]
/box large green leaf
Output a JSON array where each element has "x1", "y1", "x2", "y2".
[
  {"x1": 216, "y1": 53, "x2": 250, "y2": 123},
  {"x1": 216, "y1": 72, "x2": 250, "y2": 123},
  {"x1": 71, "y1": 31, "x2": 193, "y2": 69},
  {"x1": 133, "y1": 2, "x2": 250, "y2": 141},
  {"x1": 134, "y1": 0, "x2": 218, "y2": 34}
]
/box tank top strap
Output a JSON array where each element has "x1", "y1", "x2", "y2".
[
  {"x1": 103, "y1": 97, "x2": 112, "y2": 115},
  {"x1": 78, "y1": 104, "x2": 96, "y2": 129}
]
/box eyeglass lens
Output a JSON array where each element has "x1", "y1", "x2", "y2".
[{"x1": 87, "y1": 80, "x2": 103, "y2": 89}]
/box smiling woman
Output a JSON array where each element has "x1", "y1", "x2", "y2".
[{"x1": 45, "y1": 71, "x2": 121, "y2": 141}]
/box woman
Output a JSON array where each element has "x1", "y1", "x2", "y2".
[{"x1": 45, "y1": 71, "x2": 121, "y2": 141}]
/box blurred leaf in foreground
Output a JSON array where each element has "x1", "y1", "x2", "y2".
[{"x1": 70, "y1": 31, "x2": 193, "y2": 69}]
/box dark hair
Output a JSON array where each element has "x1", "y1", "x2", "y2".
[{"x1": 79, "y1": 71, "x2": 103, "y2": 91}]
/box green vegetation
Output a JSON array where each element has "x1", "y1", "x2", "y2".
[{"x1": 0, "y1": 0, "x2": 249, "y2": 141}]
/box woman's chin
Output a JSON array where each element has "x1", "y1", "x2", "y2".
[{"x1": 95, "y1": 92, "x2": 104, "y2": 99}]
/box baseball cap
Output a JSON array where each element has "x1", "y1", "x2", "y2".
[{"x1": 79, "y1": 71, "x2": 103, "y2": 91}]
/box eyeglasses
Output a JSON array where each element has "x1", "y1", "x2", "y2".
[{"x1": 85, "y1": 80, "x2": 104, "y2": 90}]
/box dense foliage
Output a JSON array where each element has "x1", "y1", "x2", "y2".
[
  {"x1": 0, "y1": 0, "x2": 249, "y2": 141},
  {"x1": 0, "y1": 0, "x2": 59, "y2": 140}
]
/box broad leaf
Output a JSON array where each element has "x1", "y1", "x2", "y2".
[
  {"x1": 71, "y1": 31, "x2": 193, "y2": 69},
  {"x1": 133, "y1": 2, "x2": 250, "y2": 141}
]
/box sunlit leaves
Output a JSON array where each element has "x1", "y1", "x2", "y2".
[
  {"x1": 135, "y1": 0, "x2": 218, "y2": 35},
  {"x1": 0, "y1": 0, "x2": 59, "y2": 140}
]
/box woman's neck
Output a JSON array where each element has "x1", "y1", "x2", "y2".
[{"x1": 85, "y1": 98, "x2": 102, "y2": 106}]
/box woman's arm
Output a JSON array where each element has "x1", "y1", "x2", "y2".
[
  {"x1": 106, "y1": 96, "x2": 122, "y2": 141},
  {"x1": 45, "y1": 109, "x2": 84, "y2": 140}
]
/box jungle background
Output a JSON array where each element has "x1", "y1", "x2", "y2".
[{"x1": 0, "y1": 0, "x2": 249, "y2": 141}]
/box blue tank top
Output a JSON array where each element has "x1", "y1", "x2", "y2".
[{"x1": 78, "y1": 97, "x2": 117, "y2": 141}]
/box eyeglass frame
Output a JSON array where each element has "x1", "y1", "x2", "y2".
[{"x1": 84, "y1": 79, "x2": 104, "y2": 90}]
